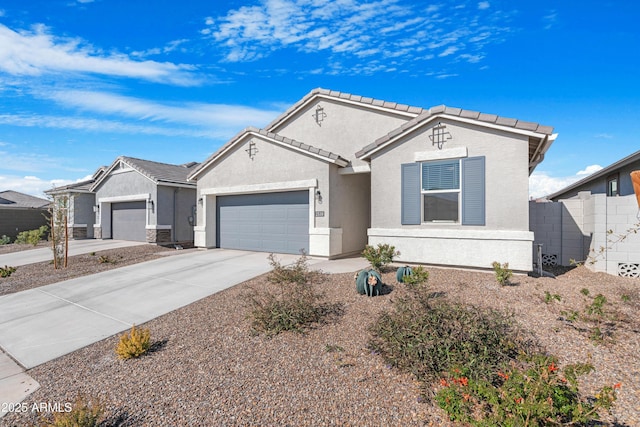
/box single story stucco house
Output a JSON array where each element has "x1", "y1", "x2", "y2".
[
  {"x1": 188, "y1": 88, "x2": 557, "y2": 272},
  {"x1": 0, "y1": 190, "x2": 51, "y2": 240},
  {"x1": 91, "y1": 156, "x2": 198, "y2": 244}
]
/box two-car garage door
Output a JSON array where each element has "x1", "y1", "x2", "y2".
[{"x1": 216, "y1": 191, "x2": 309, "y2": 255}]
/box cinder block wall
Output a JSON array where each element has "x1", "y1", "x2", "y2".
[{"x1": 530, "y1": 193, "x2": 640, "y2": 277}]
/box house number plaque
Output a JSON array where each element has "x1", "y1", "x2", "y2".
[{"x1": 315, "y1": 211, "x2": 325, "y2": 217}]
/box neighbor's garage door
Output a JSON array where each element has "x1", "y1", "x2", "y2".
[
  {"x1": 217, "y1": 191, "x2": 309, "y2": 254},
  {"x1": 111, "y1": 201, "x2": 146, "y2": 242}
]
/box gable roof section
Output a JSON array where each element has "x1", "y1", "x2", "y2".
[
  {"x1": 45, "y1": 179, "x2": 94, "y2": 195},
  {"x1": 91, "y1": 156, "x2": 198, "y2": 191},
  {"x1": 547, "y1": 149, "x2": 640, "y2": 200},
  {"x1": 0, "y1": 190, "x2": 50, "y2": 209},
  {"x1": 265, "y1": 87, "x2": 425, "y2": 132},
  {"x1": 355, "y1": 104, "x2": 557, "y2": 174},
  {"x1": 188, "y1": 127, "x2": 350, "y2": 181}
]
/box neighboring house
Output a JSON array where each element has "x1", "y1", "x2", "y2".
[
  {"x1": 0, "y1": 190, "x2": 51, "y2": 240},
  {"x1": 530, "y1": 150, "x2": 640, "y2": 277},
  {"x1": 189, "y1": 88, "x2": 556, "y2": 272},
  {"x1": 45, "y1": 167, "x2": 107, "y2": 239},
  {"x1": 91, "y1": 156, "x2": 198, "y2": 244},
  {"x1": 547, "y1": 150, "x2": 640, "y2": 201}
]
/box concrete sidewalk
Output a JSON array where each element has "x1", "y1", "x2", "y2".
[
  {"x1": 0, "y1": 239, "x2": 148, "y2": 267},
  {"x1": 0, "y1": 249, "x2": 368, "y2": 416}
]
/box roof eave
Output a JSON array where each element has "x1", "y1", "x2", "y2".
[{"x1": 357, "y1": 113, "x2": 554, "y2": 161}]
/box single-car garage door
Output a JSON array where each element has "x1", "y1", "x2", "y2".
[
  {"x1": 217, "y1": 191, "x2": 309, "y2": 254},
  {"x1": 111, "y1": 201, "x2": 146, "y2": 242}
]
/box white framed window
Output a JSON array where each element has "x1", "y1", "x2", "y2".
[{"x1": 421, "y1": 159, "x2": 460, "y2": 222}]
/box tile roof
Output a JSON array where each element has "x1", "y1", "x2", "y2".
[
  {"x1": 45, "y1": 179, "x2": 94, "y2": 194},
  {"x1": 265, "y1": 87, "x2": 425, "y2": 132},
  {"x1": 0, "y1": 190, "x2": 50, "y2": 209},
  {"x1": 356, "y1": 104, "x2": 555, "y2": 159},
  {"x1": 119, "y1": 156, "x2": 198, "y2": 186},
  {"x1": 188, "y1": 127, "x2": 350, "y2": 181}
]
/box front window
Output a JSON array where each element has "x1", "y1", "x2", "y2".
[
  {"x1": 607, "y1": 174, "x2": 619, "y2": 197},
  {"x1": 421, "y1": 160, "x2": 460, "y2": 222}
]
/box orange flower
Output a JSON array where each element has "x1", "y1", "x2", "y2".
[
  {"x1": 497, "y1": 371, "x2": 509, "y2": 380},
  {"x1": 439, "y1": 378, "x2": 449, "y2": 387},
  {"x1": 515, "y1": 397, "x2": 524, "y2": 404},
  {"x1": 463, "y1": 393, "x2": 471, "y2": 401},
  {"x1": 458, "y1": 377, "x2": 469, "y2": 387},
  {"x1": 613, "y1": 382, "x2": 622, "y2": 389},
  {"x1": 548, "y1": 363, "x2": 558, "y2": 372}
]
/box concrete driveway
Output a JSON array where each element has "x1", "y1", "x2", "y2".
[
  {"x1": 0, "y1": 248, "x2": 368, "y2": 415},
  {"x1": 0, "y1": 239, "x2": 148, "y2": 267}
]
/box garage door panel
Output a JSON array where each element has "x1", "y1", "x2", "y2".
[
  {"x1": 111, "y1": 201, "x2": 146, "y2": 242},
  {"x1": 217, "y1": 191, "x2": 309, "y2": 255}
]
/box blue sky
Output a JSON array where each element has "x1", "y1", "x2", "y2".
[{"x1": 0, "y1": 0, "x2": 638, "y2": 199}]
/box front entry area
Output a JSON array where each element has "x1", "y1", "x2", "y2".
[{"x1": 216, "y1": 191, "x2": 309, "y2": 254}]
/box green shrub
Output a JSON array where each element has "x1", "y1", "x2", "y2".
[
  {"x1": 42, "y1": 395, "x2": 104, "y2": 427},
  {"x1": 369, "y1": 287, "x2": 534, "y2": 386},
  {"x1": 362, "y1": 243, "x2": 399, "y2": 271},
  {"x1": 492, "y1": 261, "x2": 513, "y2": 286},
  {"x1": 115, "y1": 325, "x2": 151, "y2": 360},
  {"x1": 0, "y1": 265, "x2": 17, "y2": 278},
  {"x1": 14, "y1": 225, "x2": 48, "y2": 246},
  {"x1": 248, "y1": 254, "x2": 339, "y2": 336},
  {"x1": 0, "y1": 235, "x2": 10, "y2": 245},
  {"x1": 436, "y1": 354, "x2": 619, "y2": 426},
  {"x1": 544, "y1": 291, "x2": 561, "y2": 304},
  {"x1": 401, "y1": 265, "x2": 429, "y2": 289}
]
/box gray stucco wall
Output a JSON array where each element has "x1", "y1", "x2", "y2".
[
  {"x1": 271, "y1": 98, "x2": 411, "y2": 166},
  {"x1": 369, "y1": 119, "x2": 530, "y2": 230},
  {"x1": 95, "y1": 170, "x2": 156, "y2": 201},
  {"x1": 73, "y1": 193, "x2": 96, "y2": 235},
  {"x1": 157, "y1": 185, "x2": 196, "y2": 242}
]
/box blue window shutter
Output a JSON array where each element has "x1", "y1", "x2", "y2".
[
  {"x1": 462, "y1": 156, "x2": 485, "y2": 225},
  {"x1": 401, "y1": 163, "x2": 420, "y2": 225}
]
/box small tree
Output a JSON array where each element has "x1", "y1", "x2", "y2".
[{"x1": 50, "y1": 195, "x2": 69, "y2": 269}]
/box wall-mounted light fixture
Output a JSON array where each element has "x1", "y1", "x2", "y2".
[
  {"x1": 148, "y1": 200, "x2": 155, "y2": 213},
  {"x1": 315, "y1": 189, "x2": 323, "y2": 204},
  {"x1": 93, "y1": 204, "x2": 100, "y2": 213},
  {"x1": 312, "y1": 104, "x2": 326, "y2": 126},
  {"x1": 198, "y1": 197, "x2": 203, "y2": 205},
  {"x1": 245, "y1": 140, "x2": 258, "y2": 160}
]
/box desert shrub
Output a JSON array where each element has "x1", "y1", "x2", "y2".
[
  {"x1": 492, "y1": 261, "x2": 513, "y2": 286},
  {"x1": 369, "y1": 288, "x2": 534, "y2": 386},
  {"x1": 436, "y1": 354, "x2": 619, "y2": 426},
  {"x1": 247, "y1": 254, "x2": 338, "y2": 336},
  {"x1": 41, "y1": 395, "x2": 104, "y2": 427},
  {"x1": 0, "y1": 235, "x2": 10, "y2": 245},
  {"x1": 401, "y1": 265, "x2": 429, "y2": 289},
  {"x1": 14, "y1": 225, "x2": 48, "y2": 246},
  {"x1": 266, "y1": 252, "x2": 319, "y2": 285},
  {"x1": 0, "y1": 265, "x2": 17, "y2": 278},
  {"x1": 115, "y1": 325, "x2": 151, "y2": 360},
  {"x1": 362, "y1": 243, "x2": 399, "y2": 271}
]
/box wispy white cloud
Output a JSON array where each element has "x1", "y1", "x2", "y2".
[
  {"x1": 0, "y1": 174, "x2": 84, "y2": 198},
  {"x1": 529, "y1": 164, "x2": 603, "y2": 198},
  {"x1": 543, "y1": 10, "x2": 558, "y2": 30},
  {"x1": 0, "y1": 23, "x2": 202, "y2": 86},
  {"x1": 0, "y1": 90, "x2": 284, "y2": 139},
  {"x1": 202, "y1": 0, "x2": 515, "y2": 75},
  {"x1": 594, "y1": 133, "x2": 614, "y2": 139}
]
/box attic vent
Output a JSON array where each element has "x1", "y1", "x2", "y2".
[{"x1": 181, "y1": 162, "x2": 198, "y2": 168}]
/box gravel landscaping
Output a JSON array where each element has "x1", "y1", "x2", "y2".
[{"x1": 0, "y1": 246, "x2": 639, "y2": 426}]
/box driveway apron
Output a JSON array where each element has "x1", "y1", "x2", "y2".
[{"x1": 0, "y1": 249, "x2": 302, "y2": 369}]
